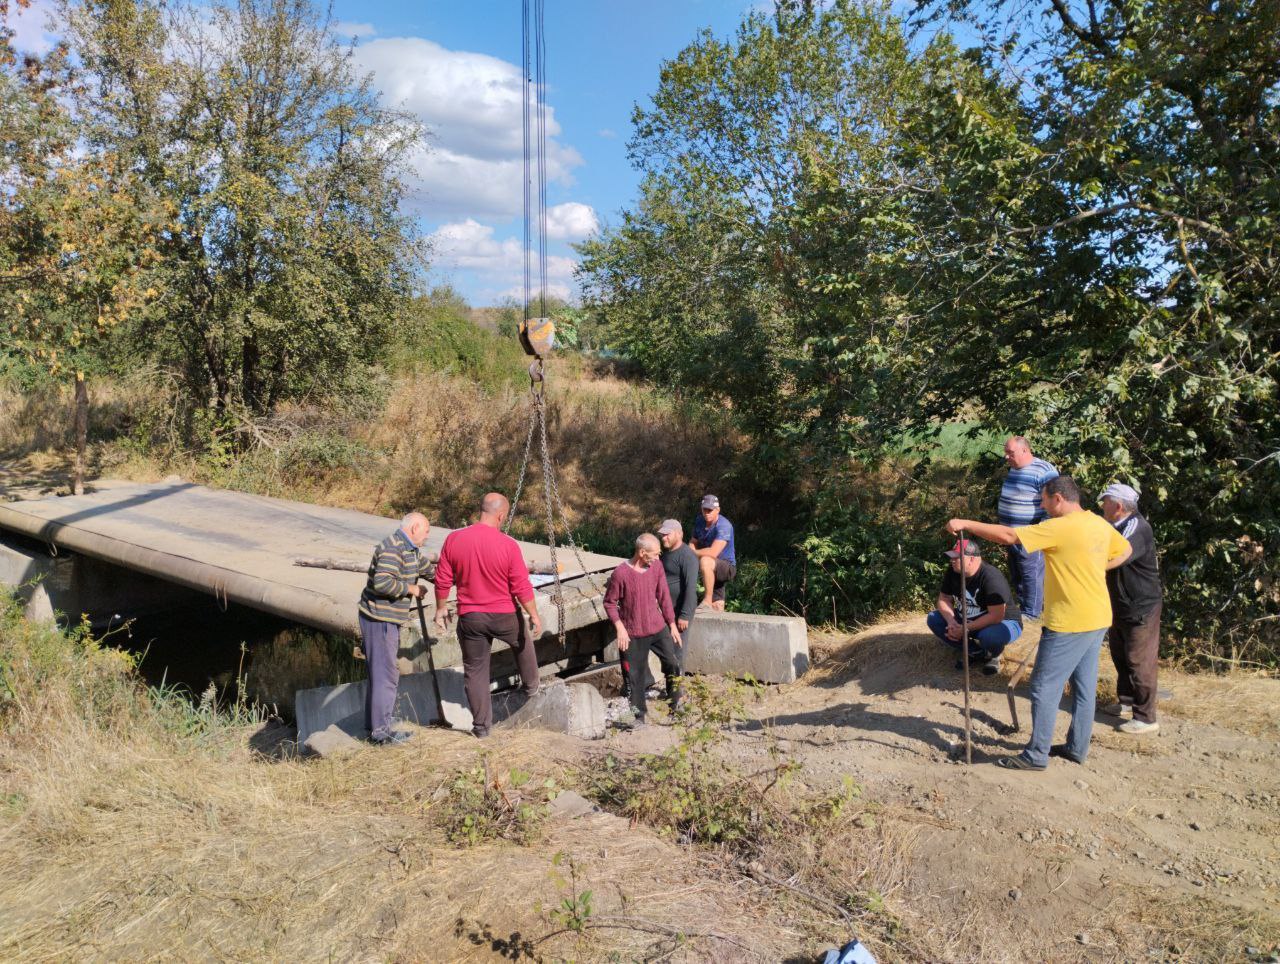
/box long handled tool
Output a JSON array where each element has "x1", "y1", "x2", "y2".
[
  {"x1": 414, "y1": 596, "x2": 454, "y2": 729},
  {"x1": 959, "y1": 530, "x2": 973, "y2": 764}
]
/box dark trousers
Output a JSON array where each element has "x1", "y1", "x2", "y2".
[
  {"x1": 359, "y1": 613, "x2": 402, "y2": 740},
  {"x1": 458, "y1": 611, "x2": 540, "y2": 736},
  {"x1": 624, "y1": 628, "x2": 682, "y2": 721},
  {"x1": 1108, "y1": 601, "x2": 1161, "y2": 723}
]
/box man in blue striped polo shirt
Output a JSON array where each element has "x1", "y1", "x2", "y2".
[{"x1": 998, "y1": 437, "x2": 1058, "y2": 619}]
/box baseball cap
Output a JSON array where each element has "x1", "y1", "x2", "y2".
[
  {"x1": 700, "y1": 494, "x2": 720, "y2": 510},
  {"x1": 656, "y1": 519, "x2": 682, "y2": 535},
  {"x1": 1098, "y1": 482, "x2": 1139, "y2": 505},
  {"x1": 944, "y1": 539, "x2": 982, "y2": 559}
]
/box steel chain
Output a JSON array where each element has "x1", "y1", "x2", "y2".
[
  {"x1": 504, "y1": 396, "x2": 538, "y2": 535},
  {"x1": 504, "y1": 363, "x2": 602, "y2": 647}
]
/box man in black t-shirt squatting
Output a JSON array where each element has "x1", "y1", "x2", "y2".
[{"x1": 927, "y1": 538, "x2": 1024, "y2": 675}]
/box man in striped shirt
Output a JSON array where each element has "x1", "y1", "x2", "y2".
[
  {"x1": 358, "y1": 511, "x2": 434, "y2": 745},
  {"x1": 999, "y1": 437, "x2": 1059, "y2": 619}
]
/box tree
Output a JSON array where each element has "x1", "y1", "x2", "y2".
[
  {"x1": 906, "y1": 0, "x2": 1280, "y2": 659},
  {"x1": 580, "y1": 0, "x2": 1280, "y2": 659},
  {"x1": 61, "y1": 0, "x2": 423, "y2": 418},
  {"x1": 1, "y1": 3, "x2": 162, "y2": 492}
]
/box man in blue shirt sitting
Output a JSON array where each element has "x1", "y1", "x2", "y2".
[{"x1": 691, "y1": 494, "x2": 736, "y2": 611}]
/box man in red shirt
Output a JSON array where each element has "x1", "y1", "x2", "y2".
[
  {"x1": 433, "y1": 493, "x2": 543, "y2": 738},
  {"x1": 604, "y1": 533, "x2": 684, "y2": 727}
]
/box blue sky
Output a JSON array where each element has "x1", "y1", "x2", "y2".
[
  {"x1": 330, "y1": 0, "x2": 768, "y2": 305},
  {"x1": 10, "y1": 0, "x2": 767, "y2": 305}
]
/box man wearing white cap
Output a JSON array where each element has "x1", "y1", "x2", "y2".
[{"x1": 1098, "y1": 483, "x2": 1163, "y2": 734}]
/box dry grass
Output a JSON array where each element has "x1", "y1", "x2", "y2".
[
  {"x1": 0, "y1": 715, "x2": 804, "y2": 962},
  {"x1": 0, "y1": 362, "x2": 739, "y2": 551},
  {"x1": 1158, "y1": 668, "x2": 1280, "y2": 738}
]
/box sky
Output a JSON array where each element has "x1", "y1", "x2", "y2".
[{"x1": 9, "y1": 0, "x2": 773, "y2": 306}]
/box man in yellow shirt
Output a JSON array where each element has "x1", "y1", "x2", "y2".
[{"x1": 949, "y1": 476, "x2": 1131, "y2": 770}]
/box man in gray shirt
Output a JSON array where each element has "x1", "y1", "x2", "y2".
[{"x1": 658, "y1": 518, "x2": 698, "y2": 683}]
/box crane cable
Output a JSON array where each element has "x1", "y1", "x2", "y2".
[{"x1": 506, "y1": 0, "x2": 599, "y2": 647}]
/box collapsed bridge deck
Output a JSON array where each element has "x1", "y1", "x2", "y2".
[
  {"x1": 0, "y1": 480, "x2": 620, "y2": 640},
  {"x1": 0, "y1": 480, "x2": 809, "y2": 692}
]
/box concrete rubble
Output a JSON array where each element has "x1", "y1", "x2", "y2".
[
  {"x1": 295, "y1": 666, "x2": 473, "y2": 746},
  {"x1": 492, "y1": 678, "x2": 606, "y2": 739}
]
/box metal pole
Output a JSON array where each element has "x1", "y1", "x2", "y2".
[{"x1": 959, "y1": 530, "x2": 973, "y2": 764}]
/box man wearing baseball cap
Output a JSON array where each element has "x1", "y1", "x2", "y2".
[
  {"x1": 1098, "y1": 483, "x2": 1163, "y2": 735},
  {"x1": 927, "y1": 538, "x2": 1023, "y2": 675},
  {"x1": 948, "y1": 476, "x2": 1132, "y2": 770},
  {"x1": 691, "y1": 494, "x2": 736, "y2": 611}
]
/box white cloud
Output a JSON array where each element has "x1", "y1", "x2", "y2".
[
  {"x1": 331, "y1": 21, "x2": 376, "y2": 39},
  {"x1": 545, "y1": 202, "x2": 598, "y2": 240},
  {"x1": 597, "y1": 128, "x2": 618, "y2": 139},
  {"x1": 430, "y1": 219, "x2": 578, "y2": 295},
  {"x1": 7, "y1": 0, "x2": 57, "y2": 55},
  {"x1": 496, "y1": 281, "x2": 573, "y2": 303},
  {"x1": 354, "y1": 36, "x2": 584, "y2": 219}
]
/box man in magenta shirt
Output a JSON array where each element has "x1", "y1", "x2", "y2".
[
  {"x1": 434, "y1": 492, "x2": 543, "y2": 738},
  {"x1": 604, "y1": 533, "x2": 684, "y2": 727}
]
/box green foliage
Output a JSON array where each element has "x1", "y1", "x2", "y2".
[
  {"x1": 578, "y1": 678, "x2": 868, "y2": 856},
  {"x1": 0, "y1": 588, "x2": 265, "y2": 744},
  {"x1": 392, "y1": 288, "x2": 527, "y2": 393},
  {"x1": 439, "y1": 758, "x2": 553, "y2": 847},
  {"x1": 545, "y1": 851, "x2": 594, "y2": 934},
  {"x1": 51, "y1": 0, "x2": 423, "y2": 416},
  {"x1": 580, "y1": 0, "x2": 1280, "y2": 663},
  {"x1": 0, "y1": 590, "x2": 139, "y2": 730}
]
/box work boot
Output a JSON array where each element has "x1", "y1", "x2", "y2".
[
  {"x1": 665, "y1": 675, "x2": 683, "y2": 712},
  {"x1": 1102, "y1": 702, "x2": 1133, "y2": 718}
]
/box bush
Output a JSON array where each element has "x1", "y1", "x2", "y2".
[
  {"x1": 438, "y1": 758, "x2": 554, "y2": 847},
  {"x1": 577, "y1": 678, "x2": 863, "y2": 851},
  {"x1": 0, "y1": 590, "x2": 267, "y2": 746},
  {"x1": 391, "y1": 289, "x2": 527, "y2": 394}
]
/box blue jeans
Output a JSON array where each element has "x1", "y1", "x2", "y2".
[
  {"x1": 1023, "y1": 627, "x2": 1107, "y2": 767},
  {"x1": 927, "y1": 610, "x2": 1022, "y2": 657},
  {"x1": 1005, "y1": 544, "x2": 1045, "y2": 618}
]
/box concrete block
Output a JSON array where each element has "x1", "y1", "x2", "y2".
[
  {"x1": 681, "y1": 611, "x2": 809, "y2": 684},
  {"x1": 494, "y1": 679, "x2": 606, "y2": 739},
  {"x1": 295, "y1": 667, "x2": 472, "y2": 745},
  {"x1": 303, "y1": 723, "x2": 362, "y2": 758},
  {"x1": 548, "y1": 789, "x2": 597, "y2": 819},
  {"x1": 0, "y1": 541, "x2": 56, "y2": 624}
]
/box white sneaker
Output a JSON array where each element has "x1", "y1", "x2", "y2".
[
  {"x1": 1118, "y1": 718, "x2": 1159, "y2": 735},
  {"x1": 1102, "y1": 702, "x2": 1132, "y2": 718}
]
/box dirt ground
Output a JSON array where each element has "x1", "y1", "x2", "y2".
[
  {"x1": 2, "y1": 614, "x2": 1278, "y2": 962},
  {"x1": 611, "y1": 617, "x2": 1280, "y2": 961}
]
